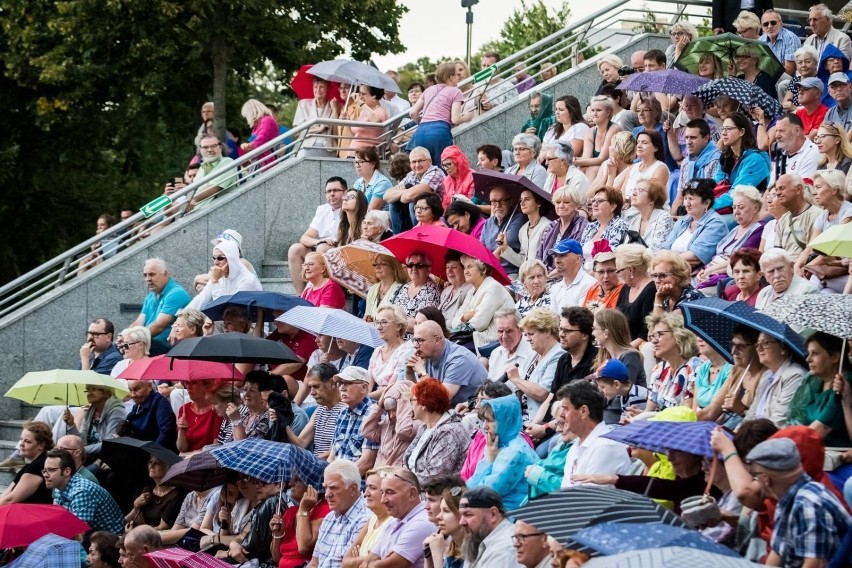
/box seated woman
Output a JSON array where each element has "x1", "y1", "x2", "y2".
[
  {"x1": 444, "y1": 199, "x2": 486, "y2": 240},
  {"x1": 508, "y1": 308, "x2": 564, "y2": 425},
  {"x1": 159, "y1": 486, "x2": 215, "y2": 545},
  {"x1": 200, "y1": 478, "x2": 256, "y2": 550},
  {"x1": 650, "y1": 251, "x2": 704, "y2": 314},
  {"x1": 366, "y1": 305, "x2": 409, "y2": 400},
  {"x1": 336, "y1": 189, "x2": 368, "y2": 247},
  {"x1": 301, "y1": 252, "x2": 346, "y2": 309},
  {"x1": 612, "y1": 129, "x2": 670, "y2": 214},
  {"x1": 208, "y1": 384, "x2": 246, "y2": 446},
  {"x1": 575, "y1": 95, "x2": 623, "y2": 184},
  {"x1": 187, "y1": 239, "x2": 262, "y2": 311},
  {"x1": 438, "y1": 252, "x2": 473, "y2": 324},
  {"x1": 579, "y1": 186, "x2": 629, "y2": 270},
  {"x1": 402, "y1": 379, "x2": 470, "y2": 482},
  {"x1": 516, "y1": 259, "x2": 551, "y2": 317},
  {"x1": 690, "y1": 339, "x2": 733, "y2": 414},
  {"x1": 626, "y1": 179, "x2": 672, "y2": 253},
  {"x1": 815, "y1": 122, "x2": 852, "y2": 174},
  {"x1": 353, "y1": 147, "x2": 393, "y2": 210},
  {"x1": 735, "y1": 43, "x2": 777, "y2": 101},
  {"x1": 125, "y1": 457, "x2": 185, "y2": 530},
  {"x1": 270, "y1": 474, "x2": 329, "y2": 568},
  {"x1": 450, "y1": 255, "x2": 515, "y2": 351},
  {"x1": 591, "y1": 131, "x2": 636, "y2": 196},
  {"x1": 467, "y1": 394, "x2": 538, "y2": 510},
  {"x1": 342, "y1": 468, "x2": 393, "y2": 568},
  {"x1": 615, "y1": 244, "x2": 656, "y2": 345},
  {"x1": 788, "y1": 333, "x2": 852, "y2": 447},
  {"x1": 360, "y1": 211, "x2": 393, "y2": 243},
  {"x1": 0, "y1": 421, "x2": 53, "y2": 504},
  {"x1": 505, "y1": 133, "x2": 547, "y2": 188},
  {"x1": 363, "y1": 380, "x2": 418, "y2": 467},
  {"x1": 238, "y1": 371, "x2": 272, "y2": 440},
  {"x1": 695, "y1": 185, "x2": 765, "y2": 291},
  {"x1": 521, "y1": 91, "x2": 555, "y2": 141},
  {"x1": 542, "y1": 96, "x2": 589, "y2": 158},
  {"x1": 721, "y1": 248, "x2": 766, "y2": 306},
  {"x1": 413, "y1": 192, "x2": 447, "y2": 228},
  {"x1": 542, "y1": 141, "x2": 589, "y2": 199},
  {"x1": 536, "y1": 185, "x2": 587, "y2": 274},
  {"x1": 176, "y1": 380, "x2": 221, "y2": 455},
  {"x1": 495, "y1": 186, "x2": 552, "y2": 269},
  {"x1": 389, "y1": 251, "x2": 441, "y2": 336},
  {"x1": 423, "y1": 484, "x2": 466, "y2": 568},
  {"x1": 440, "y1": 145, "x2": 475, "y2": 209},
  {"x1": 364, "y1": 254, "x2": 407, "y2": 322},
  {"x1": 643, "y1": 312, "x2": 701, "y2": 413},
  {"x1": 742, "y1": 331, "x2": 804, "y2": 429},
  {"x1": 87, "y1": 531, "x2": 121, "y2": 568},
  {"x1": 661, "y1": 178, "x2": 728, "y2": 272},
  {"x1": 714, "y1": 112, "x2": 770, "y2": 203},
  {"x1": 64, "y1": 385, "x2": 126, "y2": 460}
]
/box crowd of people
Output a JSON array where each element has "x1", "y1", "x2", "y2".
[{"x1": 10, "y1": 3, "x2": 852, "y2": 568}]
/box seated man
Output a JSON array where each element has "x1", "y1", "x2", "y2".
[
  {"x1": 191, "y1": 133, "x2": 238, "y2": 206},
  {"x1": 804, "y1": 4, "x2": 852, "y2": 62},
  {"x1": 480, "y1": 185, "x2": 527, "y2": 278},
  {"x1": 363, "y1": 467, "x2": 435, "y2": 567},
  {"x1": 458, "y1": 488, "x2": 520, "y2": 567},
  {"x1": 131, "y1": 258, "x2": 191, "y2": 355},
  {"x1": 485, "y1": 309, "x2": 532, "y2": 379},
  {"x1": 287, "y1": 177, "x2": 345, "y2": 294},
  {"x1": 773, "y1": 174, "x2": 824, "y2": 260},
  {"x1": 54, "y1": 435, "x2": 98, "y2": 483},
  {"x1": 125, "y1": 380, "x2": 178, "y2": 452},
  {"x1": 80, "y1": 318, "x2": 123, "y2": 374},
  {"x1": 336, "y1": 338, "x2": 374, "y2": 370},
  {"x1": 327, "y1": 367, "x2": 379, "y2": 477},
  {"x1": 42, "y1": 449, "x2": 123, "y2": 534},
  {"x1": 287, "y1": 363, "x2": 345, "y2": 459},
  {"x1": 755, "y1": 249, "x2": 818, "y2": 310},
  {"x1": 406, "y1": 321, "x2": 487, "y2": 407},
  {"x1": 121, "y1": 526, "x2": 164, "y2": 568},
  {"x1": 383, "y1": 147, "x2": 446, "y2": 233},
  {"x1": 769, "y1": 115, "x2": 820, "y2": 187},
  {"x1": 308, "y1": 460, "x2": 368, "y2": 568}
]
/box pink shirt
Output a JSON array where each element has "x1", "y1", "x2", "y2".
[
  {"x1": 420, "y1": 85, "x2": 464, "y2": 124},
  {"x1": 302, "y1": 279, "x2": 346, "y2": 309},
  {"x1": 350, "y1": 105, "x2": 389, "y2": 150}
]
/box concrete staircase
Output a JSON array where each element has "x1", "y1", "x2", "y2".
[{"x1": 260, "y1": 260, "x2": 296, "y2": 295}]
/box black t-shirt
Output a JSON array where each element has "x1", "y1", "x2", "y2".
[
  {"x1": 13, "y1": 452, "x2": 52, "y2": 504},
  {"x1": 616, "y1": 281, "x2": 656, "y2": 342}
]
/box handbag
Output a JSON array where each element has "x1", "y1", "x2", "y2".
[
  {"x1": 680, "y1": 455, "x2": 722, "y2": 528},
  {"x1": 177, "y1": 527, "x2": 204, "y2": 552}
]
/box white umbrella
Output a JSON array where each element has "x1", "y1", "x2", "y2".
[
  {"x1": 275, "y1": 306, "x2": 383, "y2": 347},
  {"x1": 308, "y1": 59, "x2": 400, "y2": 93}
]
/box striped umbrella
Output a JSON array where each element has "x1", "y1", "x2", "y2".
[
  {"x1": 144, "y1": 549, "x2": 193, "y2": 568},
  {"x1": 584, "y1": 546, "x2": 761, "y2": 567},
  {"x1": 510, "y1": 486, "x2": 684, "y2": 550},
  {"x1": 276, "y1": 306, "x2": 382, "y2": 347},
  {"x1": 178, "y1": 552, "x2": 235, "y2": 568}
]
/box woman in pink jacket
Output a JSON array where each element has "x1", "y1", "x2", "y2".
[
  {"x1": 240, "y1": 99, "x2": 279, "y2": 169},
  {"x1": 440, "y1": 145, "x2": 474, "y2": 210}
]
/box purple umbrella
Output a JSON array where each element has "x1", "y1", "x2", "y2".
[{"x1": 618, "y1": 69, "x2": 710, "y2": 96}]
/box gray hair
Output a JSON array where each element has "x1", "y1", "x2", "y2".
[
  {"x1": 518, "y1": 259, "x2": 547, "y2": 282},
  {"x1": 670, "y1": 20, "x2": 698, "y2": 40},
  {"x1": 325, "y1": 459, "x2": 361, "y2": 489},
  {"x1": 759, "y1": 248, "x2": 795, "y2": 268},
  {"x1": 176, "y1": 308, "x2": 206, "y2": 335},
  {"x1": 494, "y1": 308, "x2": 521, "y2": 326},
  {"x1": 813, "y1": 169, "x2": 847, "y2": 196},
  {"x1": 552, "y1": 185, "x2": 583, "y2": 206},
  {"x1": 810, "y1": 3, "x2": 832, "y2": 18},
  {"x1": 365, "y1": 210, "x2": 391, "y2": 232},
  {"x1": 125, "y1": 525, "x2": 163, "y2": 550},
  {"x1": 795, "y1": 45, "x2": 819, "y2": 62},
  {"x1": 548, "y1": 141, "x2": 575, "y2": 165},
  {"x1": 144, "y1": 258, "x2": 169, "y2": 275},
  {"x1": 409, "y1": 146, "x2": 431, "y2": 161},
  {"x1": 597, "y1": 54, "x2": 623, "y2": 71},
  {"x1": 729, "y1": 185, "x2": 762, "y2": 207},
  {"x1": 119, "y1": 326, "x2": 152, "y2": 355},
  {"x1": 460, "y1": 254, "x2": 490, "y2": 276},
  {"x1": 512, "y1": 133, "x2": 542, "y2": 158}
]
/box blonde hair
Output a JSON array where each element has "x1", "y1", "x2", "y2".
[
  {"x1": 597, "y1": 54, "x2": 623, "y2": 71},
  {"x1": 698, "y1": 53, "x2": 724, "y2": 79},
  {"x1": 646, "y1": 312, "x2": 699, "y2": 359},
  {"x1": 240, "y1": 99, "x2": 272, "y2": 127},
  {"x1": 436, "y1": 62, "x2": 457, "y2": 84},
  {"x1": 817, "y1": 123, "x2": 852, "y2": 165},
  {"x1": 615, "y1": 243, "x2": 652, "y2": 272},
  {"x1": 589, "y1": 95, "x2": 614, "y2": 116},
  {"x1": 729, "y1": 185, "x2": 763, "y2": 207},
  {"x1": 670, "y1": 21, "x2": 698, "y2": 40},
  {"x1": 376, "y1": 304, "x2": 407, "y2": 337},
  {"x1": 651, "y1": 250, "x2": 692, "y2": 287},
  {"x1": 519, "y1": 307, "x2": 559, "y2": 338},
  {"x1": 519, "y1": 259, "x2": 547, "y2": 283},
  {"x1": 611, "y1": 131, "x2": 637, "y2": 163},
  {"x1": 812, "y1": 169, "x2": 848, "y2": 201},
  {"x1": 553, "y1": 185, "x2": 583, "y2": 206},
  {"x1": 734, "y1": 10, "x2": 761, "y2": 34},
  {"x1": 302, "y1": 252, "x2": 329, "y2": 280}
]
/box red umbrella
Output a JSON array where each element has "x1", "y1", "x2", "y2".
[
  {"x1": 290, "y1": 64, "x2": 342, "y2": 101},
  {"x1": 117, "y1": 355, "x2": 244, "y2": 383},
  {"x1": 0, "y1": 504, "x2": 90, "y2": 547},
  {"x1": 382, "y1": 225, "x2": 511, "y2": 285},
  {"x1": 145, "y1": 548, "x2": 193, "y2": 568}
]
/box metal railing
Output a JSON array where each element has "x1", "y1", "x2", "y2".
[{"x1": 0, "y1": 0, "x2": 836, "y2": 320}]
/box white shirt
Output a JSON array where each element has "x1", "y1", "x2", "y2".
[
  {"x1": 561, "y1": 421, "x2": 633, "y2": 488},
  {"x1": 309, "y1": 204, "x2": 342, "y2": 241},
  {"x1": 382, "y1": 95, "x2": 411, "y2": 117},
  {"x1": 769, "y1": 138, "x2": 820, "y2": 186},
  {"x1": 464, "y1": 519, "x2": 522, "y2": 568},
  {"x1": 487, "y1": 338, "x2": 533, "y2": 381},
  {"x1": 549, "y1": 269, "x2": 596, "y2": 316}
]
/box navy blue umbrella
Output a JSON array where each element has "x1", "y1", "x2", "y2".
[
  {"x1": 573, "y1": 522, "x2": 740, "y2": 558},
  {"x1": 201, "y1": 291, "x2": 312, "y2": 322},
  {"x1": 679, "y1": 297, "x2": 807, "y2": 363}
]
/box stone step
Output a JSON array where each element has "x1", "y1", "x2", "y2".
[
  {"x1": 0, "y1": 420, "x2": 26, "y2": 442},
  {"x1": 0, "y1": 440, "x2": 25, "y2": 490},
  {"x1": 259, "y1": 278, "x2": 296, "y2": 295},
  {"x1": 260, "y1": 260, "x2": 291, "y2": 280}
]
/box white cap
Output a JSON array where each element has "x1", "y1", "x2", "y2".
[{"x1": 211, "y1": 229, "x2": 243, "y2": 248}]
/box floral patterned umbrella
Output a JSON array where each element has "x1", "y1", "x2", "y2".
[
  {"x1": 692, "y1": 77, "x2": 782, "y2": 119},
  {"x1": 323, "y1": 239, "x2": 397, "y2": 299},
  {"x1": 618, "y1": 69, "x2": 709, "y2": 95},
  {"x1": 761, "y1": 294, "x2": 852, "y2": 339}
]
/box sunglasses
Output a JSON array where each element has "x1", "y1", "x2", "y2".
[
  {"x1": 406, "y1": 263, "x2": 430, "y2": 269},
  {"x1": 212, "y1": 255, "x2": 227, "y2": 262},
  {"x1": 762, "y1": 20, "x2": 778, "y2": 27}
]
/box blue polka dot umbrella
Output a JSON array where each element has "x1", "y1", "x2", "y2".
[{"x1": 692, "y1": 77, "x2": 782, "y2": 120}]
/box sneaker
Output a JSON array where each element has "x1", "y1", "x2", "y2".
[{"x1": 0, "y1": 457, "x2": 25, "y2": 472}]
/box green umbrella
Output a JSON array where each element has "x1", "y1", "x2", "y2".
[
  {"x1": 674, "y1": 33, "x2": 784, "y2": 83},
  {"x1": 809, "y1": 222, "x2": 852, "y2": 258},
  {"x1": 5, "y1": 369, "x2": 129, "y2": 406}
]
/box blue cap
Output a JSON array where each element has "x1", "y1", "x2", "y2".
[
  {"x1": 598, "y1": 360, "x2": 629, "y2": 382},
  {"x1": 550, "y1": 238, "x2": 582, "y2": 256},
  {"x1": 797, "y1": 76, "x2": 824, "y2": 94}
]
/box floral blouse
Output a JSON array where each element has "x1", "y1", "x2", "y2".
[
  {"x1": 649, "y1": 357, "x2": 702, "y2": 410},
  {"x1": 390, "y1": 280, "x2": 441, "y2": 319},
  {"x1": 579, "y1": 216, "x2": 630, "y2": 247},
  {"x1": 516, "y1": 292, "x2": 552, "y2": 318}
]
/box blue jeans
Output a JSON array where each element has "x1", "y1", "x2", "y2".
[{"x1": 411, "y1": 121, "x2": 453, "y2": 165}]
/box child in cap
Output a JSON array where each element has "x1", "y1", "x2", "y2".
[{"x1": 594, "y1": 359, "x2": 648, "y2": 424}]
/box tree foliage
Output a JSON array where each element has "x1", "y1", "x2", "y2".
[
  {"x1": 0, "y1": 0, "x2": 406, "y2": 283},
  {"x1": 477, "y1": 0, "x2": 571, "y2": 58}
]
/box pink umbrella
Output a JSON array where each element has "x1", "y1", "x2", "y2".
[
  {"x1": 117, "y1": 355, "x2": 245, "y2": 383},
  {"x1": 382, "y1": 225, "x2": 510, "y2": 285}
]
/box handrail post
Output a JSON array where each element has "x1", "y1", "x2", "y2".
[{"x1": 56, "y1": 256, "x2": 73, "y2": 286}]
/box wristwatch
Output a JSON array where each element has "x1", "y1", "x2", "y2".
[
  {"x1": 230, "y1": 418, "x2": 243, "y2": 427},
  {"x1": 298, "y1": 511, "x2": 309, "y2": 517}
]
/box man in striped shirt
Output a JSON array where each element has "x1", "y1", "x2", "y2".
[{"x1": 285, "y1": 363, "x2": 345, "y2": 460}]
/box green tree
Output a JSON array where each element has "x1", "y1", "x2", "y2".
[
  {"x1": 0, "y1": 0, "x2": 406, "y2": 283},
  {"x1": 398, "y1": 56, "x2": 456, "y2": 88},
  {"x1": 477, "y1": 0, "x2": 571, "y2": 57}
]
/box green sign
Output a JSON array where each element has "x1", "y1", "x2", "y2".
[
  {"x1": 472, "y1": 64, "x2": 496, "y2": 83},
  {"x1": 140, "y1": 195, "x2": 172, "y2": 218}
]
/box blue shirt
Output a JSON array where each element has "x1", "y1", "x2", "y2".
[
  {"x1": 424, "y1": 340, "x2": 487, "y2": 407},
  {"x1": 662, "y1": 210, "x2": 732, "y2": 266},
  {"x1": 77, "y1": 343, "x2": 123, "y2": 375},
  {"x1": 332, "y1": 396, "x2": 379, "y2": 462},
  {"x1": 313, "y1": 495, "x2": 368, "y2": 568},
  {"x1": 761, "y1": 27, "x2": 801, "y2": 64},
  {"x1": 480, "y1": 213, "x2": 527, "y2": 274},
  {"x1": 126, "y1": 390, "x2": 178, "y2": 451},
  {"x1": 353, "y1": 172, "x2": 393, "y2": 209},
  {"x1": 53, "y1": 473, "x2": 124, "y2": 534},
  {"x1": 141, "y1": 278, "x2": 191, "y2": 343}
]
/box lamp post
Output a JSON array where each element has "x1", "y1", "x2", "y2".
[{"x1": 462, "y1": 0, "x2": 479, "y2": 70}]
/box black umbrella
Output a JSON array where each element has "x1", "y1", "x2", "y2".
[
  {"x1": 100, "y1": 437, "x2": 181, "y2": 475},
  {"x1": 161, "y1": 451, "x2": 230, "y2": 491},
  {"x1": 510, "y1": 486, "x2": 685, "y2": 550},
  {"x1": 692, "y1": 77, "x2": 782, "y2": 119},
  {"x1": 166, "y1": 332, "x2": 299, "y2": 364}
]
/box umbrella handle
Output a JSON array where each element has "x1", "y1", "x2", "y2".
[{"x1": 702, "y1": 454, "x2": 718, "y2": 501}]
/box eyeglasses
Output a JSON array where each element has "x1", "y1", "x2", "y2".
[
  {"x1": 212, "y1": 255, "x2": 227, "y2": 262},
  {"x1": 343, "y1": 194, "x2": 357, "y2": 201},
  {"x1": 649, "y1": 272, "x2": 672, "y2": 280},
  {"x1": 117, "y1": 341, "x2": 141, "y2": 350},
  {"x1": 412, "y1": 336, "x2": 436, "y2": 344},
  {"x1": 648, "y1": 331, "x2": 672, "y2": 342},
  {"x1": 512, "y1": 533, "x2": 545, "y2": 544},
  {"x1": 406, "y1": 263, "x2": 430, "y2": 269},
  {"x1": 594, "y1": 268, "x2": 618, "y2": 275},
  {"x1": 814, "y1": 134, "x2": 838, "y2": 141},
  {"x1": 559, "y1": 327, "x2": 581, "y2": 335},
  {"x1": 441, "y1": 162, "x2": 454, "y2": 169},
  {"x1": 42, "y1": 467, "x2": 62, "y2": 475},
  {"x1": 409, "y1": 159, "x2": 429, "y2": 165},
  {"x1": 755, "y1": 339, "x2": 778, "y2": 350},
  {"x1": 762, "y1": 20, "x2": 779, "y2": 27},
  {"x1": 731, "y1": 341, "x2": 753, "y2": 352},
  {"x1": 199, "y1": 144, "x2": 220, "y2": 151},
  {"x1": 590, "y1": 198, "x2": 608, "y2": 205},
  {"x1": 615, "y1": 267, "x2": 630, "y2": 274},
  {"x1": 414, "y1": 206, "x2": 430, "y2": 212},
  {"x1": 512, "y1": 147, "x2": 531, "y2": 153},
  {"x1": 490, "y1": 198, "x2": 511, "y2": 205},
  {"x1": 378, "y1": 470, "x2": 418, "y2": 487},
  {"x1": 87, "y1": 331, "x2": 108, "y2": 337},
  {"x1": 374, "y1": 320, "x2": 391, "y2": 328},
  {"x1": 735, "y1": 54, "x2": 751, "y2": 59},
  {"x1": 353, "y1": 160, "x2": 367, "y2": 165}
]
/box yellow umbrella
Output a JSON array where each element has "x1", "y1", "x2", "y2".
[
  {"x1": 5, "y1": 369, "x2": 129, "y2": 406},
  {"x1": 809, "y1": 223, "x2": 852, "y2": 258}
]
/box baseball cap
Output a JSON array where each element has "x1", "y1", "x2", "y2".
[
  {"x1": 829, "y1": 72, "x2": 851, "y2": 85},
  {"x1": 333, "y1": 366, "x2": 369, "y2": 383},
  {"x1": 460, "y1": 487, "x2": 506, "y2": 513},
  {"x1": 550, "y1": 238, "x2": 582, "y2": 256},
  {"x1": 746, "y1": 438, "x2": 801, "y2": 471},
  {"x1": 796, "y1": 76, "x2": 824, "y2": 94},
  {"x1": 211, "y1": 229, "x2": 243, "y2": 248},
  {"x1": 597, "y1": 360, "x2": 629, "y2": 382}
]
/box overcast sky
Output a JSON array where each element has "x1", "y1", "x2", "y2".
[{"x1": 372, "y1": 0, "x2": 598, "y2": 71}]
